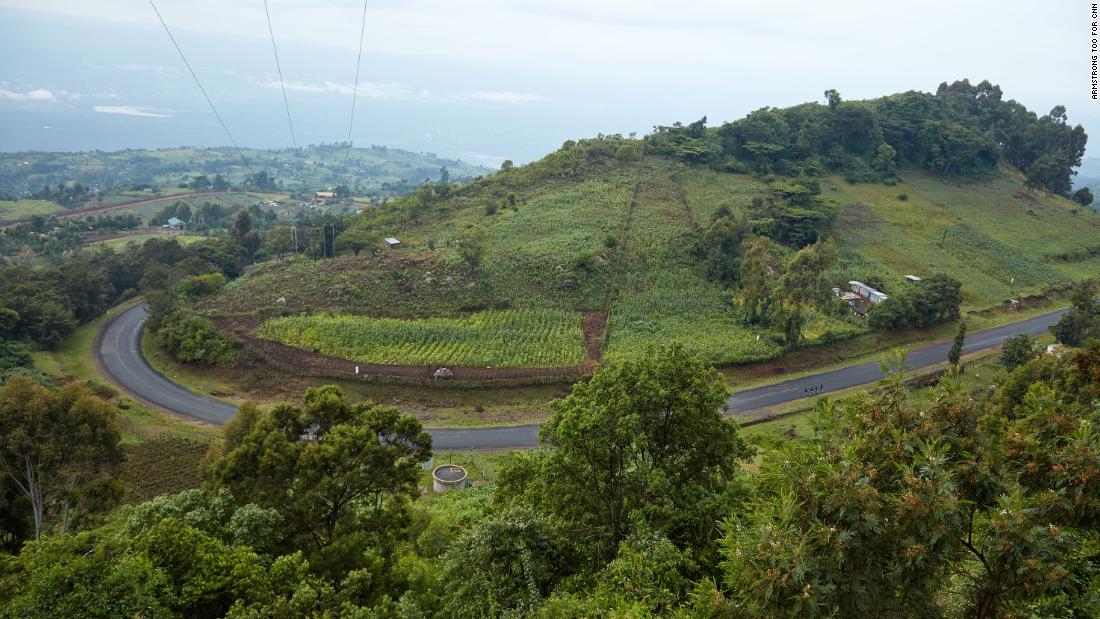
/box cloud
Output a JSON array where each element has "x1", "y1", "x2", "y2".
[
  {"x1": 93, "y1": 105, "x2": 170, "y2": 118},
  {"x1": 119, "y1": 63, "x2": 179, "y2": 76},
  {"x1": 251, "y1": 77, "x2": 538, "y2": 104},
  {"x1": 462, "y1": 91, "x2": 541, "y2": 104},
  {"x1": 0, "y1": 88, "x2": 57, "y2": 102},
  {"x1": 255, "y1": 78, "x2": 423, "y2": 100}
]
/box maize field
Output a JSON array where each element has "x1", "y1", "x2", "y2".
[{"x1": 257, "y1": 309, "x2": 587, "y2": 368}]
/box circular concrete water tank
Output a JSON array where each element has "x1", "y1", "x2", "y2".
[{"x1": 432, "y1": 464, "x2": 469, "y2": 493}]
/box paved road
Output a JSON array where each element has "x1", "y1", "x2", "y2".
[
  {"x1": 96, "y1": 303, "x2": 1067, "y2": 450},
  {"x1": 97, "y1": 303, "x2": 237, "y2": 425}
]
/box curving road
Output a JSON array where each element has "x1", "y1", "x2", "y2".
[{"x1": 96, "y1": 303, "x2": 1067, "y2": 450}]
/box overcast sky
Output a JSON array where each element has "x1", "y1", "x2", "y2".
[{"x1": 0, "y1": 0, "x2": 1094, "y2": 163}]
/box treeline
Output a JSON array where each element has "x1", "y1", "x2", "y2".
[
  {"x1": 0, "y1": 212, "x2": 141, "y2": 257},
  {"x1": 2, "y1": 340, "x2": 1099, "y2": 616},
  {"x1": 0, "y1": 213, "x2": 263, "y2": 383},
  {"x1": 149, "y1": 200, "x2": 277, "y2": 232},
  {"x1": 647, "y1": 80, "x2": 1088, "y2": 195},
  {"x1": 30, "y1": 183, "x2": 93, "y2": 208}
]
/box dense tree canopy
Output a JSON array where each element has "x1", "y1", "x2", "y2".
[{"x1": 648, "y1": 80, "x2": 1087, "y2": 195}]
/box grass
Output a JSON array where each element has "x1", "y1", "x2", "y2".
[
  {"x1": 0, "y1": 199, "x2": 64, "y2": 220},
  {"x1": 828, "y1": 168, "x2": 1100, "y2": 308},
  {"x1": 257, "y1": 309, "x2": 588, "y2": 368},
  {"x1": 422, "y1": 450, "x2": 519, "y2": 485},
  {"x1": 90, "y1": 232, "x2": 205, "y2": 250}
]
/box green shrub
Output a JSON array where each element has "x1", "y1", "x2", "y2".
[{"x1": 155, "y1": 311, "x2": 239, "y2": 365}]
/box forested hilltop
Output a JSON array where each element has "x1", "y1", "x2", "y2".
[{"x1": 648, "y1": 79, "x2": 1088, "y2": 197}]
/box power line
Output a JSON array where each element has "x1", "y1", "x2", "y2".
[
  {"x1": 147, "y1": 0, "x2": 247, "y2": 163},
  {"x1": 344, "y1": 0, "x2": 370, "y2": 160},
  {"x1": 262, "y1": 0, "x2": 297, "y2": 148}
]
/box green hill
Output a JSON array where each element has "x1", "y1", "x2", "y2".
[{"x1": 202, "y1": 83, "x2": 1100, "y2": 371}]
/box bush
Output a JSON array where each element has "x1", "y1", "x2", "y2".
[
  {"x1": 155, "y1": 311, "x2": 240, "y2": 365},
  {"x1": 999, "y1": 334, "x2": 1036, "y2": 370},
  {"x1": 868, "y1": 274, "x2": 962, "y2": 331},
  {"x1": 571, "y1": 252, "x2": 597, "y2": 273},
  {"x1": 176, "y1": 273, "x2": 226, "y2": 300}
]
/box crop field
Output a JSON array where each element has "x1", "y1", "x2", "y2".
[
  {"x1": 257, "y1": 308, "x2": 587, "y2": 368},
  {"x1": 119, "y1": 437, "x2": 211, "y2": 503},
  {"x1": 0, "y1": 198, "x2": 65, "y2": 221},
  {"x1": 828, "y1": 169, "x2": 1100, "y2": 307}
]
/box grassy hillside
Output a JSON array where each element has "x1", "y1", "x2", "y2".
[
  {"x1": 0, "y1": 198, "x2": 64, "y2": 220},
  {"x1": 202, "y1": 131, "x2": 1100, "y2": 373},
  {"x1": 828, "y1": 166, "x2": 1100, "y2": 308}
]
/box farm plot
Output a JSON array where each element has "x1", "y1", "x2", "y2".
[{"x1": 257, "y1": 309, "x2": 587, "y2": 368}]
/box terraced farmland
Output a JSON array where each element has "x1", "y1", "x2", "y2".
[{"x1": 257, "y1": 309, "x2": 587, "y2": 368}]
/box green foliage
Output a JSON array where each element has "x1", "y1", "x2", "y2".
[
  {"x1": 654, "y1": 81, "x2": 1086, "y2": 196},
  {"x1": 599, "y1": 530, "x2": 690, "y2": 613},
  {"x1": 1073, "y1": 186, "x2": 1094, "y2": 206},
  {"x1": 999, "y1": 333, "x2": 1036, "y2": 370},
  {"x1": 499, "y1": 345, "x2": 752, "y2": 565},
  {"x1": 948, "y1": 321, "x2": 966, "y2": 366},
  {"x1": 133, "y1": 518, "x2": 269, "y2": 618},
  {"x1": 455, "y1": 225, "x2": 487, "y2": 271},
  {"x1": 335, "y1": 225, "x2": 380, "y2": 256},
  {"x1": 1050, "y1": 281, "x2": 1100, "y2": 346},
  {"x1": 440, "y1": 506, "x2": 574, "y2": 618},
  {"x1": 207, "y1": 385, "x2": 431, "y2": 586},
  {"x1": 695, "y1": 212, "x2": 749, "y2": 286},
  {"x1": 2, "y1": 531, "x2": 174, "y2": 619},
  {"x1": 123, "y1": 489, "x2": 282, "y2": 557},
  {"x1": 722, "y1": 345, "x2": 1100, "y2": 617},
  {"x1": 0, "y1": 377, "x2": 124, "y2": 542},
  {"x1": 176, "y1": 273, "x2": 226, "y2": 300},
  {"x1": 869, "y1": 273, "x2": 962, "y2": 330},
  {"x1": 258, "y1": 309, "x2": 586, "y2": 368},
  {"x1": 154, "y1": 311, "x2": 239, "y2": 366},
  {"x1": 752, "y1": 180, "x2": 836, "y2": 248}
]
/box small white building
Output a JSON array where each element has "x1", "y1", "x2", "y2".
[
  {"x1": 384, "y1": 237, "x2": 401, "y2": 248},
  {"x1": 849, "y1": 280, "x2": 888, "y2": 304},
  {"x1": 904, "y1": 274, "x2": 922, "y2": 282}
]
